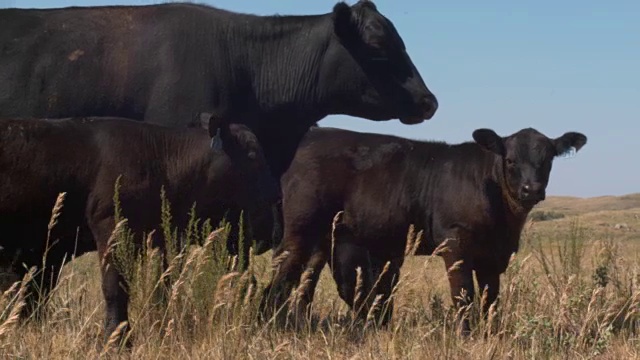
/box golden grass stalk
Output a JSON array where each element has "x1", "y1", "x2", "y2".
[
  {"x1": 100, "y1": 321, "x2": 129, "y2": 356},
  {"x1": 0, "y1": 268, "x2": 35, "y2": 340}
]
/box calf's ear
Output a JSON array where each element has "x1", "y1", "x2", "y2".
[
  {"x1": 193, "y1": 112, "x2": 211, "y2": 128},
  {"x1": 221, "y1": 123, "x2": 261, "y2": 160},
  {"x1": 473, "y1": 129, "x2": 505, "y2": 156},
  {"x1": 199, "y1": 113, "x2": 226, "y2": 151},
  {"x1": 553, "y1": 132, "x2": 587, "y2": 156}
]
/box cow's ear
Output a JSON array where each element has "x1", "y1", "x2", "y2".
[
  {"x1": 198, "y1": 113, "x2": 210, "y2": 128},
  {"x1": 473, "y1": 129, "x2": 505, "y2": 156},
  {"x1": 200, "y1": 113, "x2": 226, "y2": 151},
  {"x1": 357, "y1": 0, "x2": 378, "y2": 11},
  {"x1": 332, "y1": 2, "x2": 358, "y2": 44},
  {"x1": 198, "y1": 113, "x2": 223, "y2": 136},
  {"x1": 333, "y1": 1, "x2": 385, "y2": 51},
  {"x1": 220, "y1": 123, "x2": 259, "y2": 160},
  {"x1": 553, "y1": 132, "x2": 587, "y2": 156}
]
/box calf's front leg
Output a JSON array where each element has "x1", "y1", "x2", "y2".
[
  {"x1": 475, "y1": 268, "x2": 500, "y2": 318},
  {"x1": 92, "y1": 217, "x2": 131, "y2": 348},
  {"x1": 442, "y1": 250, "x2": 474, "y2": 336}
]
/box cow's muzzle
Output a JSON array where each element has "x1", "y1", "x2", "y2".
[{"x1": 399, "y1": 95, "x2": 439, "y2": 124}]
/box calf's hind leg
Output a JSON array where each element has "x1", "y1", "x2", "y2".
[
  {"x1": 329, "y1": 224, "x2": 375, "y2": 320},
  {"x1": 259, "y1": 231, "x2": 322, "y2": 326},
  {"x1": 293, "y1": 243, "x2": 329, "y2": 321},
  {"x1": 361, "y1": 255, "x2": 401, "y2": 327}
]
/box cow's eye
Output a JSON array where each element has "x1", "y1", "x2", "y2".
[
  {"x1": 247, "y1": 151, "x2": 256, "y2": 160},
  {"x1": 505, "y1": 158, "x2": 515, "y2": 167}
]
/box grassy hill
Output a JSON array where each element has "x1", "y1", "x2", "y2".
[
  {"x1": 536, "y1": 193, "x2": 640, "y2": 215},
  {"x1": 529, "y1": 193, "x2": 640, "y2": 246}
]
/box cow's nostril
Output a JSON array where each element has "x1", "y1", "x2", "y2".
[{"x1": 422, "y1": 96, "x2": 438, "y2": 119}]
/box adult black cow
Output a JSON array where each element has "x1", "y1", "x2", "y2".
[
  {"x1": 0, "y1": 116, "x2": 278, "y2": 344},
  {"x1": 260, "y1": 126, "x2": 587, "y2": 333},
  {"x1": 0, "y1": 0, "x2": 438, "y2": 178}
]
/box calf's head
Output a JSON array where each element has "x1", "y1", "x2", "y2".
[
  {"x1": 202, "y1": 115, "x2": 280, "y2": 209},
  {"x1": 473, "y1": 127, "x2": 587, "y2": 208},
  {"x1": 329, "y1": 0, "x2": 438, "y2": 123}
]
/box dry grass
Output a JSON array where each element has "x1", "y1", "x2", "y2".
[{"x1": 0, "y1": 194, "x2": 639, "y2": 359}]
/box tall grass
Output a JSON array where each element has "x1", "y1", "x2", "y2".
[{"x1": 0, "y1": 196, "x2": 638, "y2": 359}]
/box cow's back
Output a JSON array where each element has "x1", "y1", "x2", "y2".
[
  {"x1": 0, "y1": 4, "x2": 225, "y2": 121},
  {"x1": 0, "y1": 118, "x2": 98, "y2": 205},
  {"x1": 284, "y1": 127, "x2": 412, "y2": 203},
  {"x1": 281, "y1": 127, "x2": 419, "y2": 254},
  {"x1": 0, "y1": 116, "x2": 217, "y2": 263}
]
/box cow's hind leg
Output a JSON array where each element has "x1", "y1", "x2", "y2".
[
  {"x1": 330, "y1": 241, "x2": 374, "y2": 320},
  {"x1": 326, "y1": 219, "x2": 402, "y2": 327},
  {"x1": 101, "y1": 262, "x2": 130, "y2": 346},
  {"x1": 259, "y1": 233, "x2": 319, "y2": 328},
  {"x1": 292, "y1": 243, "x2": 329, "y2": 325},
  {"x1": 363, "y1": 255, "x2": 401, "y2": 328}
]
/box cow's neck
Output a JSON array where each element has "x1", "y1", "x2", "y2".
[
  {"x1": 230, "y1": 14, "x2": 334, "y2": 121},
  {"x1": 254, "y1": 118, "x2": 314, "y2": 179},
  {"x1": 153, "y1": 128, "x2": 212, "y2": 185},
  {"x1": 493, "y1": 159, "x2": 531, "y2": 228}
]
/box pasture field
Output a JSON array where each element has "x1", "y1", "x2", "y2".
[{"x1": 0, "y1": 194, "x2": 638, "y2": 359}]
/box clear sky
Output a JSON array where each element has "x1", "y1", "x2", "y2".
[{"x1": 3, "y1": 0, "x2": 639, "y2": 197}]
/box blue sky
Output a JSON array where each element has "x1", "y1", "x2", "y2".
[{"x1": 3, "y1": 0, "x2": 639, "y2": 197}]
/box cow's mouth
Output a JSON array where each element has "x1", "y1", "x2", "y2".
[
  {"x1": 519, "y1": 197, "x2": 544, "y2": 209},
  {"x1": 399, "y1": 116, "x2": 426, "y2": 125}
]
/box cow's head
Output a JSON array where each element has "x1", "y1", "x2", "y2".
[
  {"x1": 473, "y1": 128, "x2": 587, "y2": 208},
  {"x1": 329, "y1": 0, "x2": 438, "y2": 124}
]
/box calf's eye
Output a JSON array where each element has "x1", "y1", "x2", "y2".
[{"x1": 247, "y1": 151, "x2": 256, "y2": 160}]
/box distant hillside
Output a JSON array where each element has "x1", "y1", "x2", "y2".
[
  {"x1": 535, "y1": 193, "x2": 640, "y2": 215},
  {"x1": 529, "y1": 193, "x2": 640, "y2": 245}
]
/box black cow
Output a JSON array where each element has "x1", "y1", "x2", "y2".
[
  {"x1": 260, "y1": 126, "x2": 587, "y2": 332},
  {"x1": 0, "y1": 116, "x2": 278, "y2": 344},
  {"x1": 0, "y1": 1, "x2": 438, "y2": 178}
]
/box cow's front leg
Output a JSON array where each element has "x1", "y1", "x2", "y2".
[
  {"x1": 101, "y1": 261, "x2": 130, "y2": 346},
  {"x1": 475, "y1": 268, "x2": 500, "y2": 318},
  {"x1": 92, "y1": 217, "x2": 131, "y2": 349},
  {"x1": 475, "y1": 267, "x2": 501, "y2": 336},
  {"x1": 442, "y1": 250, "x2": 474, "y2": 336}
]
